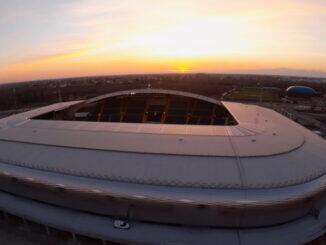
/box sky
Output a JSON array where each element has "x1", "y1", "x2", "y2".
[{"x1": 0, "y1": 0, "x2": 325, "y2": 83}]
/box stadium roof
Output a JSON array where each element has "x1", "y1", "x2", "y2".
[{"x1": 0, "y1": 89, "x2": 325, "y2": 245}]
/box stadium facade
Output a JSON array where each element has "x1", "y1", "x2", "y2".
[{"x1": 0, "y1": 89, "x2": 325, "y2": 245}]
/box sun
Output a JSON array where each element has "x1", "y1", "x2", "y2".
[{"x1": 178, "y1": 65, "x2": 190, "y2": 73}]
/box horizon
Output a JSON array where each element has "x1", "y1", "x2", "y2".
[
  {"x1": 2, "y1": 71, "x2": 326, "y2": 86},
  {"x1": 0, "y1": 0, "x2": 325, "y2": 83}
]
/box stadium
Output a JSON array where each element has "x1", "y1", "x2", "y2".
[{"x1": 0, "y1": 89, "x2": 325, "y2": 245}]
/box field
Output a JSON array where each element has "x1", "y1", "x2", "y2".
[{"x1": 223, "y1": 87, "x2": 281, "y2": 102}]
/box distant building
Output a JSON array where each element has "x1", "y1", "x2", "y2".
[{"x1": 286, "y1": 86, "x2": 317, "y2": 98}]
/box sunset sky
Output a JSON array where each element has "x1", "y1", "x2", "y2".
[{"x1": 0, "y1": 0, "x2": 325, "y2": 83}]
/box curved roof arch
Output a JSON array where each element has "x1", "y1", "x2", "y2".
[{"x1": 84, "y1": 88, "x2": 223, "y2": 106}]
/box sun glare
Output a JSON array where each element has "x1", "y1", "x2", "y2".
[
  {"x1": 130, "y1": 16, "x2": 247, "y2": 59},
  {"x1": 178, "y1": 65, "x2": 191, "y2": 73}
]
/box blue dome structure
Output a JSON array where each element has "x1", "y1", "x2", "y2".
[{"x1": 286, "y1": 86, "x2": 317, "y2": 97}]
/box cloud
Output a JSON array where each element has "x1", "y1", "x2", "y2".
[{"x1": 65, "y1": 0, "x2": 128, "y2": 17}]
